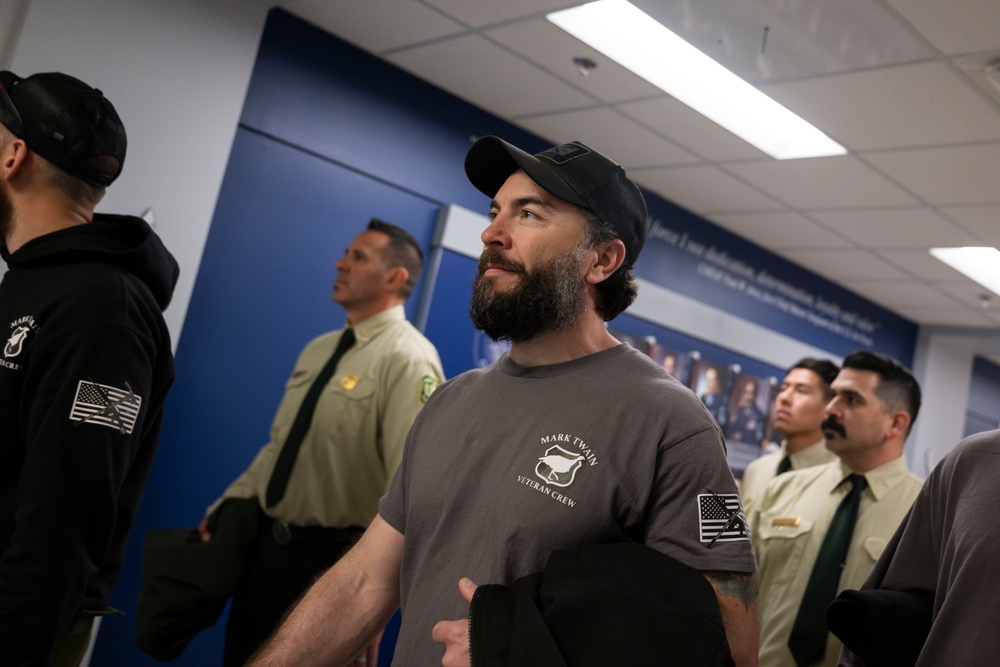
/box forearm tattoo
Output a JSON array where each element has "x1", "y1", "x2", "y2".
[{"x1": 705, "y1": 571, "x2": 756, "y2": 612}]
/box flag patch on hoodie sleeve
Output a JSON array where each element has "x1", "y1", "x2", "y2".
[{"x1": 69, "y1": 379, "x2": 142, "y2": 435}]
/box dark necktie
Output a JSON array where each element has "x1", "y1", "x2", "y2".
[
  {"x1": 787, "y1": 473, "x2": 868, "y2": 666},
  {"x1": 776, "y1": 455, "x2": 793, "y2": 475},
  {"x1": 265, "y1": 328, "x2": 356, "y2": 508}
]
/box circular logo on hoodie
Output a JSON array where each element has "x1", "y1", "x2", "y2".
[{"x1": 3, "y1": 316, "x2": 38, "y2": 366}]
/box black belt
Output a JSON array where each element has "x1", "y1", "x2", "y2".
[{"x1": 268, "y1": 518, "x2": 364, "y2": 547}]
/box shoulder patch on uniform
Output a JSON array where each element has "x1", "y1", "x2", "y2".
[
  {"x1": 698, "y1": 491, "x2": 749, "y2": 546},
  {"x1": 419, "y1": 374, "x2": 440, "y2": 404},
  {"x1": 70, "y1": 379, "x2": 143, "y2": 435}
]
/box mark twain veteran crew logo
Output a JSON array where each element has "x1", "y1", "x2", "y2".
[
  {"x1": 536, "y1": 445, "x2": 586, "y2": 487},
  {"x1": 4, "y1": 325, "x2": 31, "y2": 357},
  {"x1": 518, "y1": 434, "x2": 599, "y2": 508},
  {"x1": 3, "y1": 315, "x2": 40, "y2": 371}
]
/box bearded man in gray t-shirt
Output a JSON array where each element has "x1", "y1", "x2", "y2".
[{"x1": 247, "y1": 137, "x2": 759, "y2": 667}]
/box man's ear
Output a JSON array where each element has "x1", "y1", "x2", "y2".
[
  {"x1": 886, "y1": 410, "x2": 911, "y2": 441},
  {"x1": 0, "y1": 136, "x2": 28, "y2": 181},
  {"x1": 584, "y1": 239, "x2": 627, "y2": 285},
  {"x1": 384, "y1": 265, "x2": 409, "y2": 294}
]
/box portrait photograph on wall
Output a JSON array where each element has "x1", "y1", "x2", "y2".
[
  {"x1": 723, "y1": 373, "x2": 779, "y2": 471},
  {"x1": 691, "y1": 358, "x2": 734, "y2": 430},
  {"x1": 650, "y1": 343, "x2": 692, "y2": 387}
]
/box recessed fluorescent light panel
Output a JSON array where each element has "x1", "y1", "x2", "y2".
[
  {"x1": 930, "y1": 247, "x2": 1000, "y2": 297},
  {"x1": 547, "y1": 0, "x2": 848, "y2": 160}
]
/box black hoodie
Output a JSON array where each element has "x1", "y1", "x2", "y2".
[{"x1": 0, "y1": 214, "x2": 178, "y2": 665}]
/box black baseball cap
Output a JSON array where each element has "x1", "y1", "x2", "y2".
[
  {"x1": 465, "y1": 136, "x2": 648, "y2": 267},
  {"x1": 0, "y1": 70, "x2": 126, "y2": 187}
]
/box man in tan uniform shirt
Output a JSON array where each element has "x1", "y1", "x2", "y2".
[
  {"x1": 748, "y1": 350, "x2": 923, "y2": 667},
  {"x1": 740, "y1": 358, "x2": 839, "y2": 508},
  {"x1": 199, "y1": 219, "x2": 443, "y2": 666}
]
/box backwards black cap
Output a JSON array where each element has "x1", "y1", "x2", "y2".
[
  {"x1": 0, "y1": 70, "x2": 126, "y2": 187},
  {"x1": 464, "y1": 136, "x2": 648, "y2": 267}
]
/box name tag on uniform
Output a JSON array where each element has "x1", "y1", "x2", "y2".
[
  {"x1": 771, "y1": 517, "x2": 801, "y2": 527},
  {"x1": 341, "y1": 374, "x2": 359, "y2": 391}
]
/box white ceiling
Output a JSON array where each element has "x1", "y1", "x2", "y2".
[{"x1": 280, "y1": 0, "x2": 1000, "y2": 329}]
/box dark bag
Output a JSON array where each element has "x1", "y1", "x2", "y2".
[
  {"x1": 827, "y1": 587, "x2": 934, "y2": 667},
  {"x1": 470, "y1": 542, "x2": 734, "y2": 667},
  {"x1": 134, "y1": 497, "x2": 259, "y2": 660}
]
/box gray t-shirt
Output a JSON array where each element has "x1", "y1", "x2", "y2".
[
  {"x1": 840, "y1": 428, "x2": 1000, "y2": 666},
  {"x1": 379, "y1": 344, "x2": 756, "y2": 665}
]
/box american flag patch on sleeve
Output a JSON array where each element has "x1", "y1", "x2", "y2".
[
  {"x1": 698, "y1": 492, "x2": 749, "y2": 545},
  {"x1": 69, "y1": 379, "x2": 142, "y2": 435}
]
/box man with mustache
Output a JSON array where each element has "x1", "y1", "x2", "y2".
[
  {"x1": 740, "y1": 358, "x2": 840, "y2": 507},
  {"x1": 248, "y1": 137, "x2": 758, "y2": 667},
  {"x1": 748, "y1": 350, "x2": 924, "y2": 667}
]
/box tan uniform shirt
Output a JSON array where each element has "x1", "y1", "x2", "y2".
[
  {"x1": 740, "y1": 439, "x2": 837, "y2": 508},
  {"x1": 209, "y1": 305, "x2": 443, "y2": 528},
  {"x1": 748, "y1": 456, "x2": 923, "y2": 667}
]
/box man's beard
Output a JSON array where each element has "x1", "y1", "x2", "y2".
[{"x1": 470, "y1": 245, "x2": 588, "y2": 344}]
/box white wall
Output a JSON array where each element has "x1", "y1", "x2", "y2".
[
  {"x1": 0, "y1": 0, "x2": 30, "y2": 66},
  {"x1": 909, "y1": 328, "x2": 1000, "y2": 477},
  {"x1": 9, "y1": 0, "x2": 271, "y2": 349}
]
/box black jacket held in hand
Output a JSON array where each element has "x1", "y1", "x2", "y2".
[
  {"x1": 469, "y1": 542, "x2": 735, "y2": 667},
  {"x1": 0, "y1": 214, "x2": 178, "y2": 665}
]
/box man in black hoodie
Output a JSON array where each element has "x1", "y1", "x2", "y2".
[{"x1": 0, "y1": 70, "x2": 178, "y2": 666}]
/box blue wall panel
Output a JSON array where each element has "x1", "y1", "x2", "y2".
[
  {"x1": 240, "y1": 10, "x2": 546, "y2": 217},
  {"x1": 963, "y1": 355, "x2": 1000, "y2": 438},
  {"x1": 638, "y1": 198, "x2": 917, "y2": 363}
]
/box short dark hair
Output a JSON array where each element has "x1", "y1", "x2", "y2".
[
  {"x1": 582, "y1": 210, "x2": 638, "y2": 321},
  {"x1": 367, "y1": 218, "x2": 423, "y2": 300},
  {"x1": 789, "y1": 357, "x2": 839, "y2": 399},
  {"x1": 841, "y1": 350, "x2": 921, "y2": 431},
  {"x1": 0, "y1": 123, "x2": 105, "y2": 207}
]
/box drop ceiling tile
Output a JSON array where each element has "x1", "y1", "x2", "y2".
[
  {"x1": 617, "y1": 96, "x2": 767, "y2": 162},
  {"x1": 778, "y1": 249, "x2": 910, "y2": 281},
  {"x1": 631, "y1": 165, "x2": 782, "y2": 215},
  {"x1": 808, "y1": 208, "x2": 979, "y2": 248},
  {"x1": 954, "y1": 54, "x2": 1000, "y2": 107},
  {"x1": 385, "y1": 34, "x2": 595, "y2": 117},
  {"x1": 515, "y1": 108, "x2": 697, "y2": 169},
  {"x1": 728, "y1": 156, "x2": 920, "y2": 209},
  {"x1": 885, "y1": 0, "x2": 1000, "y2": 54},
  {"x1": 761, "y1": 62, "x2": 1000, "y2": 151},
  {"x1": 940, "y1": 205, "x2": 1000, "y2": 245},
  {"x1": 888, "y1": 305, "x2": 995, "y2": 327},
  {"x1": 840, "y1": 280, "x2": 957, "y2": 308},
  {"x1": 283, "y1": 0, "x2": 466, "y2": 52},
  {"x1": 937, "y1": 281, "x2": 1000, "y2": 308},
  {"x1": 709, "y1": 211, "x2": 851, "y2": 249},
  {"x1": 879, "y1": 250, "x2": 975, "y2": 281},
  {"x1": 485, "y1": 20, "x2": 661, "y2": 103},
  {"x1": 629, "y1": 0, "x2": 932, "y2": 84},
  {"x1": 865, "y1": 143, "x2": 1000, "y2": 206},
  {"x1": 422, "y1": 0, "x2": 578, "y2": 28}
]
